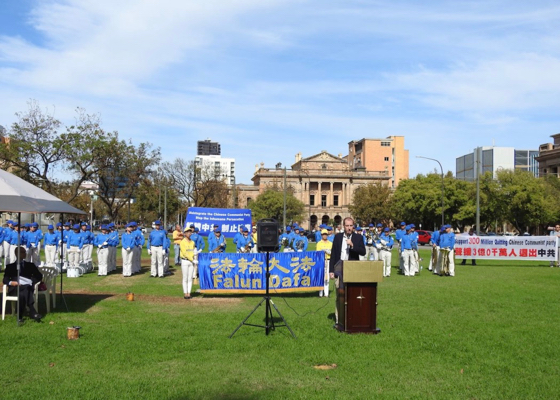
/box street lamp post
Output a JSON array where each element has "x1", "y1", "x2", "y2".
[{"x1": 416, "y1": 156, "x2": 445, "y2": 227}]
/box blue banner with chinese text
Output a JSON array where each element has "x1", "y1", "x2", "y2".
[
  {"x1": 198, "y1": 251, "x2": 325, "y2": 293},
  {"x1": 185, "y1": 207, "x2": 252, "y2": 238}
]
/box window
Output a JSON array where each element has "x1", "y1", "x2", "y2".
[
  {"x1": 333, "y1": 195, "x2": 339, "y2": 206},
  {"x1": 247, "y1": 197, "x2": 252, "y2": 204},
  {"x1": 384, "y1": 157, "x2": 389, "y2": 161},
  {"x1": 321, "y1": 195, "x2": 327, "y2": 207},
  {"x1": 310, "y1": 194, "x2": 315, "y2": 206},
  {"x1": 381, "y1": 141, "x2": 391, "y2": 147}
]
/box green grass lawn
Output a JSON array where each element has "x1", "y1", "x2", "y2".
[{"x1": 1, "y1": 245, "x2": 560, "y2": 399}]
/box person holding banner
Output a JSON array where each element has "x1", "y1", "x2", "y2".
[
  {"x1": 316, "y1": 229, "x2": 332, "y2": 297},
  {"x1": 180, "y1": 226, "x2": 197, "y2": 299},
  {"x1": 550, "y1": 224, "x2": 560, "y2": 267},
  {"x1": 208, "y1": 228, "x2": 227, "y2": 253},
  {"x1": 461, "y1": 228, "x2": 477, "y2": 266}
]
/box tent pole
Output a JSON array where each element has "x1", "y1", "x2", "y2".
[
  {"x1": 16, "y1": 213, "x2": 21, "y2": 326},
  {"x1": 59, "y1": 213, "x2": 69, "y2": 312}
]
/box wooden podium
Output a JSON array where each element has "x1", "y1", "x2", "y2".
[{"x1": 334, "y1": 260, "x2": 383, "y2": 334}]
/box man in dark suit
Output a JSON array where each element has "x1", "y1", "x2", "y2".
[
  {"x1": 328, "y1": 217, "x2": 366, "y2": 328},
  {"x1": 329, "y1": 217, "x2": 366, "y2": 278},
  {"x1": 3, "y1": 246, "x2": 43, "y2": 322}
]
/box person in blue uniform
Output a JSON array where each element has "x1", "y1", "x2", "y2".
[
  {"x1": 208, "y1": 228, "x2": 226, "y2": 253},
  {"x1": 25, "y1": 222, "x2": 42, "y2": 265},
  {"x1": 429, "y1": 226, "x2": 443, "y2": 272},
  {"x1": 67, "y1": 224, "x2": 84, "y2": 269},
  {"x1": 43, "y1": 225, "x2": 58, "y2": 267},
  {"x1": 379, "y1": 227, "x2": 394, "y2": 277},
  {"x1": 279, "y1": 226, "x2": 293, "y2": 252},
  {"x1": 294, "y1": 229, "x2": 309, "y2": 252},
  {"x1": 121, "y1": 223, "x2": 136, "y2": 277},
  {"x1": 191, "y1": 227, "x2": 205, "y2": 252},
  {"x1": 400, "y1": 225, "x2": 415, "y2": 277},
  {"x1": 95, "y1": 225, "x2": 110, "y2": 275},
  {"x1": 395, "y1": 222, "x2": 407, "y2": 272},
  {"x1": 147, "y1": 220, "x2": 166, "y2": 277},
  {"x1": 236, "y1": 227, "x2": 253, "y2": 253},
  {"x1": 437, "y1": 225, "x2": 456, "y2": 277},
  {"x1": 132, "y1": 222, "x2": 144, "y2": 274}
]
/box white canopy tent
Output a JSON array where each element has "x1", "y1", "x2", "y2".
[{"x1": 1, "y1": 168, "x2": 87, "y2": 324}]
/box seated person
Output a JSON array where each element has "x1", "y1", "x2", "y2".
[{"x1": 3, "y1": 246, "x2": 43, "y2": 322}]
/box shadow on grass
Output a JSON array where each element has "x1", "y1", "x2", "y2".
[{"x1": 53, "y1": 293, "x2": 114, "y2": 313}]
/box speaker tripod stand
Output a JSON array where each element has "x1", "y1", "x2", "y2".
[{"x1": 229, "y1": 251, "x2": 296, "y2": 338}]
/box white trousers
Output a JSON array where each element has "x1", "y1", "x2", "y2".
[
  {"x1": 108, "y1": 247, "x2": 116, "y2": 271},
  {"x1": 68, "y1": 246, "x2": 80, "y2": 268},
  {"x1": 80, "y1": 244, "x2": 93, "y2": 265},
  {"x1": 97, "y1": 248, "x2": 109, "y2": 275},
  {"x1": 367, "y1": 246, "x2": 379, "y2": 261},
  {"x1": 319, "y1": 260, "x2": 330, "y2": 297},
  {"x1": 3, "y1": 242, "x2": 13, "y2": 266},
  {"x1": 181, "y1": 259, "x2": 195, "y2": 294},
  {"x1": 163, "y1": 251, "x2": 169, "y2": 273},
  {"x1": 122, "y1": 248, "x2": 133, "y2": 276},
  {"x1": 380, "y1": 249, "x2": 392, "y2": 277},
  {"x1": 151, "y1": 247, "x2": 164, "y2": 277},
  {"x1": 27, "y1": 245, "x2": 40, "y2": 265},
  {"x1": 45, "y1": 245, "x2": 57, "y2": 267},
  {"x1": 402, "y1": 249, "x2": 414, "y2": 276}
]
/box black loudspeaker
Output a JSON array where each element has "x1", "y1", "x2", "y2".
[{"x1": 257, "y1": 218, "x2": 279, "y2": 252}]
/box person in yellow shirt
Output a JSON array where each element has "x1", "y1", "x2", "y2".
[
  {"x1": 180, "y1": 227, "x2": 196, "y2": 299},
  {"x1": 172, "y1": 224, "x2": 184, "y2": 266},
  {"x1": 251, "y1": 225, "x2": 258, "y2": 253},
  {"x1": 316, "y1": 229, "x2": 332, "y2": 297}
]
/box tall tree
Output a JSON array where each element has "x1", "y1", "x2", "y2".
[
  {"x1": 95, "y1": 138, "x2": 161, "y2": 221},
  {"x1": 348, "y1": 182, "x2": 393, "y2": 226},
  {"x1": 249, "y1": 188, "x2": 305, "y2": 222}
]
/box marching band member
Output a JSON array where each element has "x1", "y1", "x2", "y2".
[
  {"x1": 180, "y1": 226, "x2": 197, "y2": 299},
  {"x1": 80, "y1": 223, "x2": 94, "y2": 270},
  {"x1": 294, "y1": 228, "x2": 309, "y2": 252},
  {"x1": 108, "y1": 223, "x2": 120, "y2": 272},
  {"x1": 208, "y1": 228, "x2": 226, "y2": 253},
  {"x1": 43, "y1": 225, "x2": 58, "y2": 268},
  {"x1": 437, "y1": 225, "x2": 456, "y2": 276},
  {"x1": 148, "y1": 220, "x2": 166, "y2": 278},
  {"x1": 121, "y1": 223, "x2": 136, "y2": 277},
  {"x1": 163, "y1": 232, "x2": 171, "y2": 276},
  {"x1": 131, "y1": 222, "x2": 144, "y2": 274},
  {"x1": 316, "y1": 229, "x2": 332, "y2": 297},
  {"x1": 429, "y1": 226, "x2": 442, "y2": 272},
  {"x1": 327, "y1": 226, "x2": 335, "y2": 242},
  {"x1": 25, "y1": 222, "x2": 42, "y2": 265},
  {"x1": 233, "y1": 225, "x2": 243, "y2": 249},
  {"x1": 365, "y1": 224, "x2": 376, "y2": 260},
  {"x1": 356, "y1": 227, "x2": 367, "y2": 260},
  {"x1": 62, "y1": 222, "x2": 72, "y2": 269},
  {"x1": 192, "y1": 227, "x2": 205, "y2": 252},
  {"x1": 379, "y1": 227, "x2": 394, "y2": 277},
  {"x1": 2, "y1": 221, "x2": 14, "y2": 267},
  {"x1": 395, "y1": 222, "x2": 407, "y2": 272},
  {"x1": 95, "y1": 225, "x2": 110, "y2": 276},
  {"x1": 236, "y1": 227, "x2": 253, "y2": 253},
  {"x1": 279, "y1": 226, "x2": 293, "y2": 252},
  {"x1": 401, "y1": 225, "x2": 415, "y2": 277},
  {"x1": 409, "y1": 223, "x2": 419, "y2": 274},
  {"x1": 67, "y1": 224, "x2": 84, "y2": 269},
  {"x1": 314, "y1": 224, "x2": 324, "y2": 243}
]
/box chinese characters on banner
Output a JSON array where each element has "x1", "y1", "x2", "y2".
[
  {"x1": 198, "y1": 251, "x2": 325, "y2": 293},
  {"x1": 185, "y1": 207, "x2": 252, "y2": 238},
  {"x1": 455, "y1": 235, "x2": 558, "y2": 261}
]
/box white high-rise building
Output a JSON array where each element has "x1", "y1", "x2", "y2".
[
  {"x1": 194, "y1": 155, "x2": 236, "y2": 185},
  {"x1": 456, "y1": 147, "x2": 539, "y2": 181}
]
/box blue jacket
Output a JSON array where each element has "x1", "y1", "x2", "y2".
[
  {"x1": 209, "y1": 234, "x2": 226, "y2": 252},
  {"x1": 400, "y1": 234, "x2": 413, "y2": 251},
  {"x1": 293, "y1": 235, "x2": 308, "y2": 251},
  {"x1": 236, "y1": 234, "x2": 253, "y2": 251},
  {"x1": 67, "y1": 231, "x2": 84, "y2": 249},
  {"x1": 44, "y1": 232, "x2": 59, "y2": 247},
  {"x1": 379, "y1": 233, "x2": 394, "y2": 249},
  {"x1": 148, "y1": 229, "x2": 166, "y2": 249},
  {"x1": 121, "y1": 231, "x2": 136, "y2": 249},
  {"x1": 95, "y1": 233, "x2": 110, "y2": 248},
  {"x1": 439, "y1": 231, "x2": 455, "y2": 249}
]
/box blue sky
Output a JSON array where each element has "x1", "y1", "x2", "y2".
[{"x1": 1, "y1": 0, "x2": 560, "y2": 184}]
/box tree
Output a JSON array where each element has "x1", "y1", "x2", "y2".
[
  {"x1": 348, "y1": 183, "x2": 393, "y2": 226},
  {"x1": 249, "y1": 188, "x2": 305, "y2": 222},
  {"x1": 0, "y1": 100, "x2": 65, "y2": 194},
  {"x1": 94, "y1": 139, "x2": 161, "y2": 221},
  {"x1": 161, "y1": 157, "x2": 230, "y2": 208},
  {"x1": 494, "y1": 169, "x2": 554, "y2": 233},
  {"x1": 131, "y1": 177, "x2": 183, "y2": 225}
]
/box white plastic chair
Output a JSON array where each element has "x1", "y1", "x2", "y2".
[
  {"x1": 2, "y1": 284, "x2": 18, "y2": 320},
  {"x1": 34, "y1": 267, "x2": 58, "y2": 314}
]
